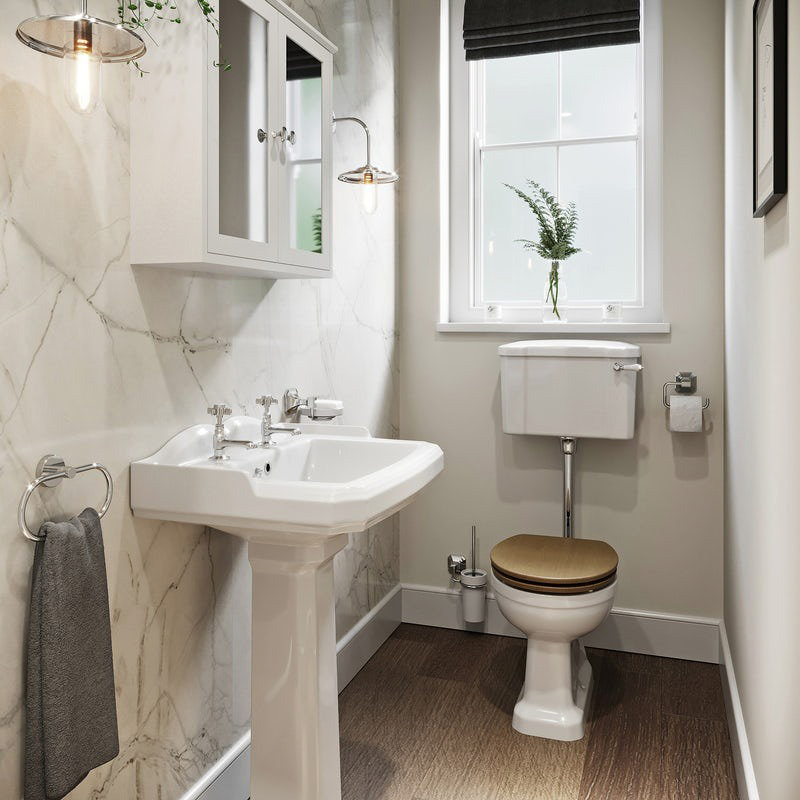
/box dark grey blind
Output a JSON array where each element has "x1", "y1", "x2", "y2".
[{"x1": 463, "y1": 0, "x2": 640, "y2": 61}]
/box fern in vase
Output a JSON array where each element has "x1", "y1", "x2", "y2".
[{"x1": 505, "y1": 180, "x2": 580, "y2": 321}]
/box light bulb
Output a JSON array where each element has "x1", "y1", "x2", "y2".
[
  {"x1": 361, "y1": 171, "x2": 377, "y2": 215},
  {"x1": 64, "y1": 19, "x2": 101, "y2": 115}
]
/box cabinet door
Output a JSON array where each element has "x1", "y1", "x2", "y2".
[
  {"x1": 277, "y1": 20, "x2": 333, "y2": 271},
  {"x1": 207, "y1": 0, "x2": 280, "y2": 262}
]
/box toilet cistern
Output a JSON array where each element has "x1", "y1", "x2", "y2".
[{"x1": 499, "y1": 339, "x2": 642, "y2": 538}]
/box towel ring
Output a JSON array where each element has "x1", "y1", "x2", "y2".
[{"x1": 18, "y1": 455, "x2": 114, "y2": 542}]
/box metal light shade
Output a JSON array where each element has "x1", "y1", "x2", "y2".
[
  {"x1": 333, "y1": 115, "x2": 399, "y2": 185},
  {"x1": 17, "y1": 5, "x2": 145, "y2": 63}
]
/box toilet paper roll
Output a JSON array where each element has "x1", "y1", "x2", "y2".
[{"x1": 669, "y1": 395, "x2": 703, "y2": 432}]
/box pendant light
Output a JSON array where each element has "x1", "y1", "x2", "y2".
[
  {"x1": 333, "y1": 116, "x2": 398, "y2": 215},
  {"x1": 17, "y1": 0, "x2": 146, "y2": 115}
]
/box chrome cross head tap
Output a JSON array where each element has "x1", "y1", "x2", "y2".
[
  {"x1": 256, "y1": 394, "x2": 301, "y2": 447},
  {"x1": 208, "y1": 403, "x2": 259, "y2": 460},
  {"x1": 256, "y1": 395, "x2": 277, "y2": 445}
]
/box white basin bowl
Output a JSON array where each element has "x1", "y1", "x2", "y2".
[{"x1": 130, "y1": 417, "x2": 443, "y2": 539}]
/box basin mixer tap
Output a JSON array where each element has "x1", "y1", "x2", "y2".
[
  {"x1": 255, "y1": 395, "x2": 302, "y2": 447},
  {"x1": 207, "y1": 404, "x2": 260, "y2": 461}
]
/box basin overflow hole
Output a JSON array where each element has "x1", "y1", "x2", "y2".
[{"x1": 254, "y1": 463, "x2": 272, "y2": 477}]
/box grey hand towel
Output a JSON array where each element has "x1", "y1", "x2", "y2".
[{"x1": 25, "y1": 507, "x2": 119, "y2": 800}]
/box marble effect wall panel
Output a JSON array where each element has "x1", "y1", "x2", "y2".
[{"x1": 0, "y1": 0, "x2": 397, "y2": 797}]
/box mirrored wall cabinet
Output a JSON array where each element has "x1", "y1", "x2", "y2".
[{"x1": 131, "y1": 0, "x2": 335, "y2": 278}]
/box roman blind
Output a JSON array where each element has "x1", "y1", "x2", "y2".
[{"x1": 463, "y1": 0, "x2": 640, "y2": 61}]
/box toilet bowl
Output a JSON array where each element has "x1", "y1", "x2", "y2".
[{"x1": 491, "y1": 534, "x2": 618, "y2": 741}]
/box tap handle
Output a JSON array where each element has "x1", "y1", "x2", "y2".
[
  {"x1": 255, "y1": 395, "x2": 276, "y2": 410},
  {"x1": 207, "y1": 404, "x2": 232, "y2": 425}
]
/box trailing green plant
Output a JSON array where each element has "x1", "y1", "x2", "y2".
[
  {"x1": 118, "y1": 0, "x2": 230, "y2": 74},
  {"x1": 505, "y1": 179, "x2": 580, "y2": 320}
]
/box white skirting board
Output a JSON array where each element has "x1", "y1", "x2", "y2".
[
  {"x1": 718, "y1": 622, "x2": 760, "y2": 800},
  {"x1": 336, "y1": 584, "x2": 403, "y2": 692},
  {"x1": 185, "y1": 585, "x2": 402, "y2": 800},
  {"x1": 400, "y1": 583, "x2": 722, "y2": 663},
  {"x1": 180, "y1": 732, "x2": 251, "y2": 800}
]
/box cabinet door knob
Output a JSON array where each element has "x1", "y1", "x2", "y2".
[
  {"x1": 257, "y1": 127, "x2": 291, "y2": 143},
  {"x1": 256, "y1": 127, "x2": 295, "y2": 145}
]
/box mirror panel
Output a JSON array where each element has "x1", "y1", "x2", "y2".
[
  {"x1": 285, "y1": 37, "x2": 323, "y2": 254},
  {"x1": 218, "y1": 0, "x2": 270, "y2": 243}
]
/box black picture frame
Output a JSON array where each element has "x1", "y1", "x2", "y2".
[{"x1": 753, "y1": 0, "x2": 787, "y2": 218}]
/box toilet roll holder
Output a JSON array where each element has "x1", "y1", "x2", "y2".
[{"x1": 662, "y1": 371, "x2": 710, "y2": 409}]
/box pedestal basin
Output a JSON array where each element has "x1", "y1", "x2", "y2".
[
  {"x1": 131, "y1": 416, "x2": 442, "y2": 538},
  {"x1": 130, "y1": 417, "x2": 443, "y2": 800}
]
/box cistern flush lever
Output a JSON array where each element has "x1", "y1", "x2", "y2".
[{"x1": 612, "y1": 362, "x2": 643, "y2": 372}]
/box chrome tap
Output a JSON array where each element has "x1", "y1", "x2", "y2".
[
  {"x1": 255, "y1": 395, "x2": 301, "y2": 447},
  {"x1": 208, "y1": 404, "x2": 260, "y2": 460}
]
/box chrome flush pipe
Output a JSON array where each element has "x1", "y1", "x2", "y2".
[{"x1": 561, "y1": 437, "x2": 577, "y2": 538}]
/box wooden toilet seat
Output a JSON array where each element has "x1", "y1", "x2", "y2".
[{"x1": 491, "y1": 534, "x2": 618, "y2": 596}]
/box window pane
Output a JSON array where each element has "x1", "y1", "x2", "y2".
[
  {"x1": 561, "y1": 44, "x2": 638, "y2": 140},
  {"x1": 481, "y1": 148, "x2": 557, "y2": 303},
  {"x1": 558, "y1": 141, "x2": 638, "y2": 301},
  {"x1": 484, "y1": 53, "x2": 558, "y2": 145},
  {"x1": 290, "y1": 163, "x2": 322, "y2": 253}
]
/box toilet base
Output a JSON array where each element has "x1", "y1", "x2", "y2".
[{"x1": 512, "y1": 640, "x2": 594, "y2": 741}]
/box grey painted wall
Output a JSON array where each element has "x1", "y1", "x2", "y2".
[
  {"x1": 725, "y1": 0, "x2": 800, "y2": 796},
  {"x1": 398, "y1": 0, "x2": 726, "y2": 620}
]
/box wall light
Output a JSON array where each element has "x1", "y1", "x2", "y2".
[
  {"x1": 17, "y1": 0, "x2": 146, "y2": 115},
  {"x1": 333, "y1": 115, "x2": 398, "y2": 214}
]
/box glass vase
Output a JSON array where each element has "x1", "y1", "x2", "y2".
[{"x1": 543, "y1": 261, "x2": 567, "y2": 322}]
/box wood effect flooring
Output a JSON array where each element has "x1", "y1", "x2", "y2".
[{"x1": 338, "y1": 624, "x2": 738, "y2": 800}]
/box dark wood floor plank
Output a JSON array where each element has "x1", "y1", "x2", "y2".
[
  {"x1": 661, "y1": 658, "x2": 727, "y2": 721},
  {"x1": 591, "y1": 647, "x2": 665, "y2": 676},
  {"x1": 419, "y1": 628, "x2": 496, "y2": 684},
  {"x1": 344, "y1": 669, "x2": 473, "y2": 800},
  {"x1": 662, "y1": 714, "x2": 738, "y2": 800},
  {"x1": 579, "y1": 655, "x2": 665, "y2": 799}
]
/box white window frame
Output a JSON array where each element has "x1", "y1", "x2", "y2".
[{"x1": 440, "y1": 0, "x2": 666, "y2": 330}]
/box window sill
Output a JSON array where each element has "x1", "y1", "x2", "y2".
[{"x1": 436, "y1": 321, "x2": 671, "y2": 334}]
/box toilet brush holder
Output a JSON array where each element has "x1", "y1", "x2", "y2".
[{"x1": 460, "y1": 568, "x2": 487, "y2": 623}]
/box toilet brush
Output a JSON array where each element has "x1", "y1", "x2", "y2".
[{"x1": 461, "y1": 524, "x2": 487, "y2": 623}]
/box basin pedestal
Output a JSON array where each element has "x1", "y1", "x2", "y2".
[{"x1": 247, "y1": 533, "x2": 349, "y2": 800}]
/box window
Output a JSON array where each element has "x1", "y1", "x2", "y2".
[{"x1": 444, "y1": 0, "x2": 664, "y2": 327}]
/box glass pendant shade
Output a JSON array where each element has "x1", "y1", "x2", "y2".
[
  {"x1": 333, "y1": 115, "x2": 398, "y2": 214},
  {"x1": 16, "y1": 2, "x2": 145, "y2": 113},
  {"x1": 64, "y1": 50, "x2": 101, "y2": 114},
  {"x1": 337, "y1": 165, "x2": 396, "y2": 215}
]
